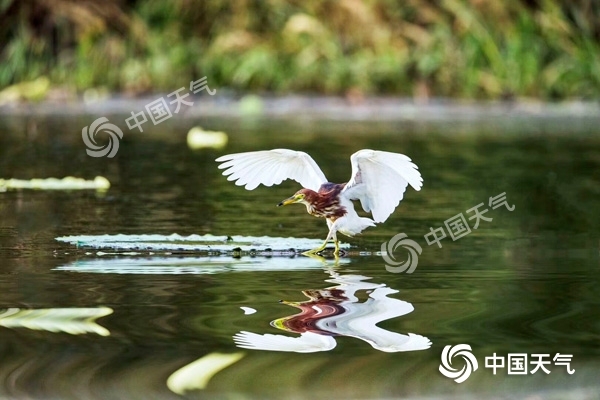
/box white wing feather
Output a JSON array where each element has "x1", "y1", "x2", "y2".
[
  {"x1": 233, "y1": 331, "x2": 336, "y2": 353},
  {"x1": 343, "y1": 150, "x2": 422, "y2": 223},
  {"x1": 216, "y1": 149, "x2": 327, "y2": 191}
]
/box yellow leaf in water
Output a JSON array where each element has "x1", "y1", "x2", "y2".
[
  {"x1": 187, "y1": 127, "x2": 228, "y2": 150},
  {"x1": 167, "y1": 352, "x2": 245, "y2": 394}
]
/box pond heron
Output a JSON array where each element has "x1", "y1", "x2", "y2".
[{"x1": 216, "y1": 149, "x2": 422, "y2": 255}]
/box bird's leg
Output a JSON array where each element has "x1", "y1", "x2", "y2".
[
  {"x1": 305, "y1": 228, "x2": 334, "y2": 254},
  {"x1": 304, "y1": 238, "x2": 330, "y2": 254},
  {"x1": 305, "y1": 224, "x2": 344, "y2": 255},
  {"x1": 331, "y1": 231, "x2": 341, "y2": 255}
]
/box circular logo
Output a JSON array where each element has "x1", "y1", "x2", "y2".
[
  {"x1": 381, "y1": 233, "x2": 422, "y2": 274},
  {"x1": 439, "y1": 344, "x2": 479, "y2": 383},
  {"x1": 82, "y1": 117, "x2": 123, "y2": 158}
]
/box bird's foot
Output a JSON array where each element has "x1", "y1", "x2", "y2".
[
  {"x1": 302, "y1": 240, "x2": 341, "y2": 257},
  {"x1": 303, "y1": 243, "x2": 328, "y2": 255}
]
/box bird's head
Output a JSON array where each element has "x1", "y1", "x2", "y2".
[{"x1": 277, "y1": 188, "x2": 313, "y2": 207}]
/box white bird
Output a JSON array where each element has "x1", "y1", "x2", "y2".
[{"x1": 216, "y1": 149, "x2": 422, "y2": 254}]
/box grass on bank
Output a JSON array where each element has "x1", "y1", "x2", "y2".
[{"x1": 0, "y1": 0, "x2": 599, "y2": 99}]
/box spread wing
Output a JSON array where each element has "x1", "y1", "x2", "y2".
[
  {"x1": 216, "y1": 149, "x2": 327, "y2": 191},
  {"x1": 342, "y1": 150, "x2": 422, "y2": 223}
]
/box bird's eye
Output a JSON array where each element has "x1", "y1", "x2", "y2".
[{"x1": 298, "y1": 194, "x2": 305, "y2": 199}]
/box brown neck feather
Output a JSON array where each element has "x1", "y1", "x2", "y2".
[{"x1": 302, "y1": 183, "x2": 346, "y2": 219}]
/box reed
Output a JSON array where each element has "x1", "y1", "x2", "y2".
[{"x1": 1, "y1": 0, "x2": 598, "y2": 99}]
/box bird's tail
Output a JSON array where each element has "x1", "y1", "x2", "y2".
[
  {"x1": 360, "y1": 217, "x2": 376, "y2": 230},
  {"x1": 339, "y1": 217, "x2": 375, "y2": 237}
]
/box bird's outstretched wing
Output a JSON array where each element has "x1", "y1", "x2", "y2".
[
  {"x1": 233, "y1": 331, "x2": 337, "y2": 353},
  {"x1": 342, "y1": 150, "x2": 422, "y2": 223},
  {"x1": 216, "y1": 149, "x2": 327, "y2": 191}
]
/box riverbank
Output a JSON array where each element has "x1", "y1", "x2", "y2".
[
  {"x1": 1, "y1": 1, "x2": 599, "y2": 99},
  {"x1": 1, "y1": 94, "x2": 599, "y2": 129}
]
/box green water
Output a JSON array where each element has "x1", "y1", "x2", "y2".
[{"x1": 0, "y1": 112, "x2": 599, "y2": 399}]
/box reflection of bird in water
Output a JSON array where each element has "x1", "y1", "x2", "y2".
[
  {"x1": 233, "y1": 273, "x2": 431, "y2": 353},
  {"x1": 216, "y1": 149, "x2": 422, "y2": 254},
  {"x1": 273, "y1": 289, "x2": 348, "y2": 335}
]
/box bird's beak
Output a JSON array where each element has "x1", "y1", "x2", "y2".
[{"x1": 278, "y1": 195, "x2": 298, "y2": 207}]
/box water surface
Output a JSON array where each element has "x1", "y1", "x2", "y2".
[{"x1": 0, "y1": 110, "x2": 599, "y2": 399}]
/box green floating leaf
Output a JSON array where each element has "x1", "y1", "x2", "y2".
[
  {"x1": 167, "y1": 352, "x2": 245, "y2": 394},
  {"x1": 0, "y1": 307, "x2": 113, "y2": 336},
  {"x1": 187, "y1": 126, "x2": 228, "y2": 150},
  {"x1": 56, "y1": 233, "x2": 350, "y2": 253},
  {"x1": 0, "y1": 176, "x2": 110, "y2": 191},
  {"x1": 54, "y1": 255, "x2": 350, "y2": 275}
]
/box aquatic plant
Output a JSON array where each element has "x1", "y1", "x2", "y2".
[{"x1": 0, "y1": 0, "x2": 598, "y2": 99}]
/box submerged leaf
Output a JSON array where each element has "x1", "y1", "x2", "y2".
[
  {"x1": 0, "y1": 176, "x2": 110, "y2": 191},
  {"x1": 0, "y1": 307, "x2": 113, "y2": 336},
  {"x1": 167, "y1": 352, "x2": 245, "y2": 394}
]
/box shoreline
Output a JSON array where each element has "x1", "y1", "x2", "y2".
[{"x1": 1, "y1": 95, "x2": 599, "y2": 120}]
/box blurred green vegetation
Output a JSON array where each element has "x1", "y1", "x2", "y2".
[{"x1": 1, "y1": 0, "x2": 599, "y2": 99}]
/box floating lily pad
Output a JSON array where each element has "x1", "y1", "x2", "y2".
[
  {"x1": 55, "y1": 233, "x2": 350, "y2": 255},
  {"x1": 187, "y1": 126, "x2": 228, "y2": 149},
  {"x1": 0, "y1": 307, "x2": 112, "y2": 336},
  {"x1": 167, "y1": 352, "x2": 245, "y2": 394},
  {"x1": 54, "y1": 256, "x2": 349, "y2": 275},
  {"x1": 0, "y1": 176, "x2": 110, "y2": 191}
]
